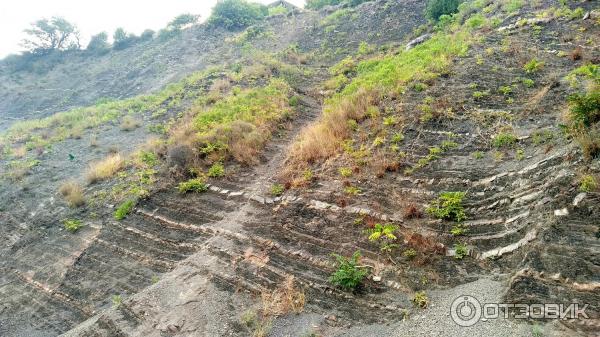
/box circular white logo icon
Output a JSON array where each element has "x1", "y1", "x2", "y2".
[{"x1": 450, "y1": 295, "x2": 482, "y2": 327}]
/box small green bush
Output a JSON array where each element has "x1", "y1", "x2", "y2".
[
  {"x1": 289, "y1": 95, "x2": 300, "y2": 107},
  {"x1": 367, "y1": 223, "x2": 398, "y2": 241},
  {"x1": 451, "y1": 224, "x2": 467, "y2": 236},
  {"x1": 524, "y1": 58, "x2": 544, "y2": 74},
  {"x1": 426, "y1": 192, "x2": 466, "y2": 222},
  {"x1": 208, "y1": 162, "x2": 225, "y2": 177},
  {"x1": 403, "y1": 248, "x2": 417, "y2": 259},
  {"x1": 139, "y1": 151, "x2": 158, "y2": 166},
  {"x1": 492, "y1": 132, "x2": 518, "y2": 148},
  {"x1": 339, "y1": 167, "x2": 353, "y2": 177},
  {"x1": 580, "y1": 175, "x2": 598, "y2": 192},
  {"x1": 178, "y1": 178, "x2": 208, "y2": 194},
  {"x1": 329, "y1": 251, "x2": 368, "y2": 291},
  {"x1": 114, "y1": 199, "x2": 135, "y2": 220},
  {"x1": 522, "y1": 78, "x2": 535, "y2": 88},
  {"x1": 271, "y1": 183, "x2": 285, "y2": 196},
  {"x1": 412, "y1": 291, "x2": 429, "y2": 308},
  {"x1": 454, "y1": 243, "x2": 468, "y2": 259},
  {"x1": 425, "y1": 0, "x2": 463, "y2": 21},
  {"x1": 63, "y1": 219, "x2": 84, "y2": 233},
  {"x1": 568, "y1": 91, "x2": 600, "y2": 128}
]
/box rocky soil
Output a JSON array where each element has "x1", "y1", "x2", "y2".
[{"x1": 0, "y1": 0, "x2": 599, "y2": 337}]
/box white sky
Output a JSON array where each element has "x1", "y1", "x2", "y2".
[{"x1": 0, "y1": 0, "x2": 306, "y2": 58}]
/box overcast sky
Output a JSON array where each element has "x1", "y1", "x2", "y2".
[{"x1": 0, "y1": 0, "x2": 306, "y2": 58}]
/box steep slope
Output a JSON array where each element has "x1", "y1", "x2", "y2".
[
  {"x1": 0, "y1": 1, "x2": 430, "y2": 336},
  {"x1": 0, "y1": 0, "x2": 598, "y2": 336}
]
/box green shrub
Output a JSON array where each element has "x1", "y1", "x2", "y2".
[
  {"x1": 208, "y1": 162, "x2": 225, "y2": 177},
  {"x1": 580, "y1": 175, "x2": 598, "y2": 192},
  {"x1": 492, "y1": 132, "x2": 518, "y2": 148},
  {"x1": 568, "y1": 90, "x2": 600, "y2": 128},
  {"x1": 412, "y1": 291, "x2": 429, "y2": 308},
  {"x1": 271, "y1": 183, "x2": 285, "y2": 196},
  {"x1": 329, "y1": 251, "x2": 368, "y2": 291},
  {"x1": 139, "y1": 151, "x2": 158, "y2": 166},
  {"x1": 367, "y1": 223, "x2": 398, "y2": 241},
  {"x1": 63, "y1": 219, "x2": 84, "y2": 233},
  {"x1": 522, "y1": 78, "x2": 535, "y2": 88},
  {"x1": 208, "y1": 0, "x2": 268, "y2": 30},
  {"x1": 178, "y1": 178, "x2": 208, "y2": 194},
  {"x1": 451, "y1": 224, "x2": 467, "y2": 236},
  {"x1": 289, "y1": 95, "x2": 300, "y2": 107},
  {"x1": 344, "y1": 186, "x2": 361, "y2": 195},
  {"x1": 339, "y1": 167, "x2": 353, "y2": 177},
  {"x1": 454, "y1": 243, "x2": 468, "y2": 259},
  {"x1": 499, "y1": 85, "x2": 513, "y2": 96},
  {"x1": 426, "y1": 192, "x2": 466, "y2": 222},
  {"x1": 524, "y1": 58, "x2": 544, "y2": 74},
  {"x1": 268, "y1": 5, "x2": 288, "y2": 16},
  {"x1": 465, "y1": 14, "x2": 486, "y2": 29},
  {"x1": 114, "y1": 199, "x2": 135, "y2": 220},
  {"x1": 403, "y1": 248, "x2": 417, "y2": 259},
  {"x1": 425, "y1": 0, "x2": 463, "y2": 21}
]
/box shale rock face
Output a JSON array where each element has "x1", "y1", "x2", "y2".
[{"x1": 0, "y1": 1, "x2": 599, "y2": 337}]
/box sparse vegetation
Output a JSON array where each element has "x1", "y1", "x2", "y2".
[
  {"x1": 412, "y1": 291, "x2": 429, "y2": 308},
  {"x1": 114, "y1": 199, "x2": 135, "y2": 220},
  {"x1": 454, "y1": 242, "x2": 468, "y2": 259},
  {"x1": 270, "y1": 183, "x2": 285, "y2": 196},
  {"x1": 426, "y1": 192, "x2": 466, "y2": 222},
  {"x1": 492, "y1": 132, "x2": 518, "y2": 148},
  {"x1": 59, "y1": 181, "x2": 85, "y2": 207},
  {"x1": 178, "y1": 178, "x2": 208, "y2": 194},
  {"x1": 63, "y1": 219, "x2": 84, "y2": 233},
  {"x1": 524, "y1": 58, "x2": 544, "y2": 74},
  {"x1": 580, "y1": 175, "x2": 598, "y2": 192},
  {"x1": 329, "y1": 251, "x2": 368, "y2": 291},
  {"x1": 207, "y1": 162, "x2": 225, "y2": 177},
  {"x1": 86, "y1": 154, "x2": 125, "y2": 184},
  {"x1": 367, "y1": 223, "x2": 398, "y2": 241}
]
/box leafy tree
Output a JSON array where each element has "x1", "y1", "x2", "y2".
[
  {"x1": 21, "y1": 17, "x2": 80, "y2": 53},
  {"x1": 208, "y1": 0, "x2": 268, "y2": 30},
  {"x1": 168, "y1": 13, "x2": 200, "y2": 30},
  {"x1": 86, "y1": 32, "x2": 109, "y2": 52},
  {"x1": 425, "y1": 0, "x2": 463, "y2": 21},
  {"x1": 140, "y1": 29, "x2": 155, "y2": 41},
  {"x1": 112, "y1": 28, "x2": 138, "y2": 50}
]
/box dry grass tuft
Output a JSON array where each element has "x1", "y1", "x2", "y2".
[
  {"x1": 285, "y1": 88, "x2": 379, "y2": 172},
  {"x1": 59, "y1": 181, "x2": 85, "y2": 207},
  {"x1": 577, "y1": 129, "x2": 600, "y2": 161},
  {"x1": 404, "y1": 203, "x2": 423, "y2": 219},
  {"x1": 12, "y1": 146, "x2": 27, "y2": 158},
  {"x1": 86, "y1": 154, "x2": 125, "y2": 184},
  {"x1": 261, "y1": 276, "x2": 305, "y2": 318},
  {"x1": 120, "y1": 116, "x2": 141, "y2": 131}
]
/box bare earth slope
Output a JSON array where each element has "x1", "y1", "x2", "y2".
[{"x1": 0, "y1": 1, "x2": 599, "y2": 337}]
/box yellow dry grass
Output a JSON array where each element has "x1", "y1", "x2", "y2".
[{"x1": 86, "y1": 154, "x2": 125, "y2": 184}]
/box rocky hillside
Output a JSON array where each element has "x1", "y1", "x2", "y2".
[{"x1": 0, "y1": 1, "x2": 598, "y2": 337}]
